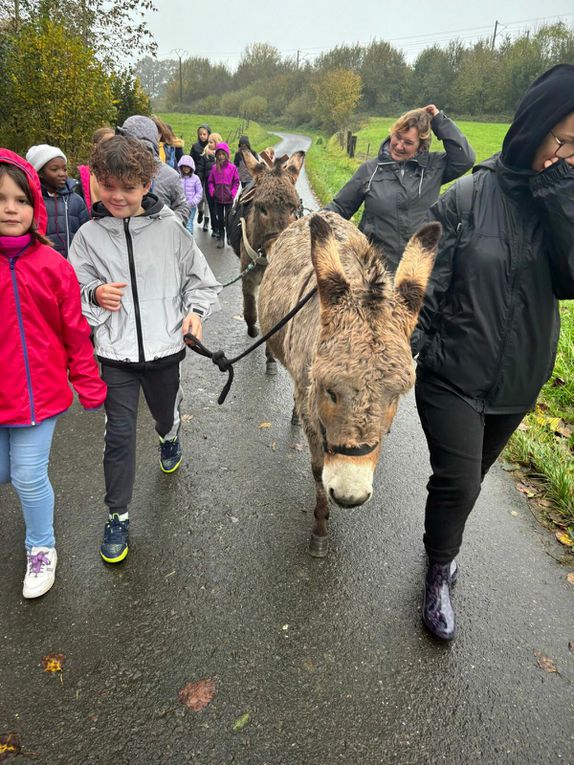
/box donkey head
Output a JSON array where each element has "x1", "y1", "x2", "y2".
[
  {"x1": 242, "y1": 149, "x2": 305, "y2": 252},
  {"x1": 307, "y1": 214, "x2": 441, "y2": 508}
]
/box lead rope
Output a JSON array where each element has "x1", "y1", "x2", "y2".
[{"x1": 184, "y1": 285, "x2": 317, "y2": 405}]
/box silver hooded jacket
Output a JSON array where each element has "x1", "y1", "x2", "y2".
[{"x1": 69, "y1": 195, "x2": 221, "y2": 363}]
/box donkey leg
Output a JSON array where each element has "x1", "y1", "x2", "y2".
[
  {"x1": 265, "y1": 343, "x2": 277, "y2": 376},
  {"x1": 242, "y1": 272, "x2": 259, "y2": 338},
  {"x1": 305, "y1": 428, "x2": 329, "y2": 557},
  {"x1": 291, "y1": 396, "x2": 301, "y2": 426}
]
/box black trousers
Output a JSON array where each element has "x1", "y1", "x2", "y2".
[
  {"x1": 415, "y1": 377, "x2": 526, "y2": 563},
  {"x1": 213, "y1": 201, "x2": 231, "y2": 239},
  {"x1": 102, "y1": 362, "x2": 182, "y2": 513}
]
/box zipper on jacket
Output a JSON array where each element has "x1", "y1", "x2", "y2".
[
  {"x1": 64, "y1": 196, "x2": 70, "y2": 256},
  {"x1": 124, "y1": 219, "x2": 145, "y2": 363},
  {"x1": 9, "y1": 258, "x2": 36, "y2": 424}
]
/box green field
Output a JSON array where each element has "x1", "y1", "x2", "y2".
[{"x1": 157, "y1": 113, "x2": 277, "y2": 155}]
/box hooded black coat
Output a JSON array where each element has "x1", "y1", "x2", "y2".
[
  {"x1": 415, "y1": 64, "x2": 574, "y2": 414},
  {"x1": 191, "y1": 124, "x2": 211, "y2": 184}
]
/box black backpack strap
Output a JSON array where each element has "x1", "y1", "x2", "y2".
[{"x1": 453, "y1": 173, "x2": 476, "y2": 246}]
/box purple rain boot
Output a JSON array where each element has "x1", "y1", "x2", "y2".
[{"x1": 422, "y1": 560, "x2": 458, "y2": 641}]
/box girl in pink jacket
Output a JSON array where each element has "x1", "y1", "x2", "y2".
[
  {"x1": 0, "y1": 149, "x2": 106, "y2": 599},
  {"x1": 207, "y1": 142, "x2": 239, "y2": 249}
]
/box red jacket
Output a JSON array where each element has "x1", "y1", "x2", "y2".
[{"x1": 0, "y1": 149, "x2": 106, "y2": 426}]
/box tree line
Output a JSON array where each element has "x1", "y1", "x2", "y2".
[
  {"x1": 138, "y1": 23, "x2": 574, "y2": 132},
  {"x1": 0, "y1": 0, "x2": 153, "y2": 164}
]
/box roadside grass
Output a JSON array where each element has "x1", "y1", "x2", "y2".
[
  {"x1": 302, "y1": 116, "x2": 574, "y2": 538},
  {"x1": 157, "y1": 113, "x2": 278, "y2": 155}
]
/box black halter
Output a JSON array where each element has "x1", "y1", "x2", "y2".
[{"x1": 319, "y1": 422, "x2": 378, "y2": 457}]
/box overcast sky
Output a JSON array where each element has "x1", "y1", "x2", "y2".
[{"x1": 145, "y1": 0, "x2": 574, "y2": 68}]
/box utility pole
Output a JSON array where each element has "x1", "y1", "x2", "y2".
[
  {"x1": 296, "y1": 49, "x2": 300, "y2": 69},
  {"x1": 171, "y1": 49, "x2": 187, "y2": 104},
  {"x1": 491, "y1": 19, "x2": 499, "y2": 50}
]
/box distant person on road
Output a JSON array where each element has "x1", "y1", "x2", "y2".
[
  {"x1": 325, "y1": 105, "x2": 475, "y2": 272},
  {"x1": 412, "y1": 64, "x2": 574, "y2": 641},
  {"x1": 234, "y1": 135, "x2": 259, "y2": 189},
  {"x1": 77, "y1": 126, "x2": 115, "y2": 218},
  {"x1": 0, "y1": 149, "x2": 106, "y2": 598},
  {"x1": 177, "y1": 154, "x2": 203, "y2": 233},
  {"x1": 201, "y1": 132, "x2": 223, "y2": 235},
  {"x1": 117, "y1": 115, "x2": 190, "y2": 225},
  {"x1": 191, "y1": 124, "x2": 211, "y2": 229},
  {"x1": 207, "y1": 141, "x2": 240, "y2": 249},
  {"x1": 69, "y1": 136, "x2": 221, "y2": 565},
  {"x1": 26, "y1": 143, "x2": 90, "y2": 258}
]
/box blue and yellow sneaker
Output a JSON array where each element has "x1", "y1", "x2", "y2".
[
  {"x1": 159, "y1": 436, "x2": 182, "y2": 474},
  {"x1": 100, "y1": 514, "x2": 129, "y2": 563}
]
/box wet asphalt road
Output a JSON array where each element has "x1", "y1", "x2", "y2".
[{"x1": 1, "y1": 133, "x2": 573, "y2": 765}]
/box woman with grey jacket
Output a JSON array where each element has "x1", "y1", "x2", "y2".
[{"x1": 325, "y1": 105, "x2": 475, "y2": 271}]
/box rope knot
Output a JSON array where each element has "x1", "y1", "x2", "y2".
[{"x1": 211, "y1": 350, "x2": 230, "y2": 373}]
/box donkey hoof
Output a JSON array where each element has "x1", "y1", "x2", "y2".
[
  {"x1": 247, "y1": 325, "x2": 259, "y2": 338},
  {"x1": 291, "y1": 409, "x2": 301, "y2": 426},
  {"x1": 309, "y1": 533, "x2": 329, "y2": 558},
  {"x1": 266, "y1": 360, "x2": 278, "y2": 376}
]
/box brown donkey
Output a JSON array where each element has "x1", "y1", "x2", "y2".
[
  {"x1": 258, "y1": 213, "x2": 441, "y2": 556},
  {"x1": 233, "y1": 149, "x2": 305, "y2": 373}
]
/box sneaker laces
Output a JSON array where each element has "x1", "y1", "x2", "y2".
[
  {"x1": 28, "y1": 551, "x2": 51, "y2": 574},
  {"x1": 104, "y1": 516, "x2": 128, "y2": 542},
  {"x1": 160, "y1": 438, "x2": 179, "y2": 459}
]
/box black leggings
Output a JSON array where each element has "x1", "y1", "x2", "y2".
[
  {"x1": 213, "y1": 202, "x2": 231, "y2": 239},
  {"x1": 415, "y1": 377, "x2": 526, "y2": 563}
]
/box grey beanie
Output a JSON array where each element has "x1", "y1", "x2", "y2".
[{"x1": 118, "y1": 115, "x2": 159, "y2": 156}]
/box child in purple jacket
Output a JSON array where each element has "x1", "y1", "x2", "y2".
[
  {"x1": 178, "y1": 155, "x2": 203, "y2": 233},
  {"x1": 207, "y1": 142, "x2": 239, "y2": 249}
]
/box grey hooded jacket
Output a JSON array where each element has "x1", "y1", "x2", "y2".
[
  {"x1": 325, "y1": 112, "x2": 475, "y2": 270},
  {"x1": 68, "y1": 195, "x2": 221, "y2": 364},
  {"x1": 119, "y1": 115, "x2": 190, "y2": 224}
]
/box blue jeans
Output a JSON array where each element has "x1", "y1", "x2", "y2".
[
  {"x1": 186, "y1": 207, "x2": 197, "y2": 233},
  {"x1": 0, "y1": 417, "x2": 58, "y2": 550}
]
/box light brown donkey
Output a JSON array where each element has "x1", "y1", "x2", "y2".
[
  {"x1": 232, "y1": 149, "x2": 305, "y2": 374},
  {"x1": 258, "y1": 212, "x2": 441, "y2": 556}
]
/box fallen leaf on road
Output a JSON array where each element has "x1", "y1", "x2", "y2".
[
  {"x1": 510, "y1": 510, "x2": 519, "y2": 517},
  {"x1": 517, "y1": 482, "x2": 537, "y2": 498},
  {"x1": 42, "y1": 653, "x2": 65, "y2": 674},
  {"x1": 566, "y1": 573, "x2": 574, "y2": 585},
  {"x1": 178, "y1": 678, "x2": 216, "y2": 711},
  {"x1": 232, "y1": 315, "x2": 243, "y2": 321},
  {"x1": 181, "y1": 414, "x2": 193, "y2": 422},
  {"x1": 0, "y1": 732, "x2": 21, "y2": 761},
  {"x1": 556, "y1": 531, "x2": 574, "y2": 548},
  {"x1": 233, "y1": 713, "x2": 250, "y2": 731},
  {"x1": 258, "y1": 422, "x2": 272, "y2": 429},
  {"x1": 569, "y1": 641, "x2": 574, "y2": 655},
  {"x1": 289, "y1": 443, "x2": 305, "y2": 451},
  {"x1": 534, "y1": 650, "x2": 558, "y2": 673},
  {"x1": 271, "y1": 441, "x2": 277, "y2": 451}
]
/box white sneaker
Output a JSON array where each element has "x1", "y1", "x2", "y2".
[{"x1": 23, "y1": 547, "x2": 57, "y2": 599}]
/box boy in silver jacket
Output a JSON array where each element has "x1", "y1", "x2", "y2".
[{"x1": 69, "y1": 136, "x2": 221, "y2": 564}]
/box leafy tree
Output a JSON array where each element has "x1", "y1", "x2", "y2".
[
  {"x1": 243, "y1": 95, "x2": 267, "y2": 120},
  {"x1": 165, "y1": 56, "x2": 231, "y2": 108},
  {"x1": 234, "y1": 43, "x2": 282, "y2": 90},
  {"x1": 361, "y1": 40, "x2": 409, "y2": 112},
  {"x1": 111, "y1": 69, "x2": 151, "y2": 125},
  {"x1": 0, "y1": 19, "x2": 115, "y2": 164},
  {"x1": 0, "y1": 0, "x2": 157, "y2": 64},
  {"x1": 312, "y1": 68, "x2": 362, "y2": 133},
  {"x1": 314, "y1": 44, "x2": 363, "y2": 74},
  {"x1": 135, "y1": 56, "x2": 177, "y2": 102}
]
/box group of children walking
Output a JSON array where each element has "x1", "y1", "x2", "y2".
[{"x1": 0, "y1": 125, "x2": 223, "y2": 599}]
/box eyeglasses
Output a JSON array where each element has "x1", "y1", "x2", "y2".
[{"x1": 550, "y1": 130, "x2": 574, "y2": 159}]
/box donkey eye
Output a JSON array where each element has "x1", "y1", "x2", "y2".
[
  {"x1": 325, "y1": 388, "x2": 337, "y2": 403},
  {"x1": 258, "y1": 205, "x2": 268, "y2": 216}
]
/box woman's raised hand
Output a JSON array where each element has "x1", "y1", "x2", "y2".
[{"x1": 423, "y1": 104, "x2": 440, "y2": 117}]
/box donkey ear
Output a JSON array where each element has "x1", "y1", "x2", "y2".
[
  {"x1": 393, "y1": 222, "x2": 441, "y2": 335},
  {"x1": 242, "y1": 148, "x2": 267, "y2": 177},
  {"x1": 309, "y1": 214, "x2": 350, "y2": 310},
  {"x1": 284, "y1": 150, "x2": 305, "y2": 184}
]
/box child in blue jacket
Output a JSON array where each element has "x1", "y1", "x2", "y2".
[{"x1": 26, "y1": 144, "x2": 89, "y2": 258}]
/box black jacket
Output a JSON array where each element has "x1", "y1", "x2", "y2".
[
  {"x1": 42, "y1": 179, "x2": 90, "y2": 258},
  {"x1": 415, "y1": 155, "x2": 574, "y2": 413},
  {"x1": 325, "y1": 112, "x2": 475, "y2": 270}
]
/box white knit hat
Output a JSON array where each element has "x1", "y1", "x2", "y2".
[{"x1": 25, "y1": 144, "x2": 67, "y2": 172}]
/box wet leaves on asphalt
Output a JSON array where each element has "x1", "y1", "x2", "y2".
[
  {"x1": 233, "y1": 713, "x2": 250, "y2": 731},
  {"x1": 0, "y1": 732, "x2": 21, "y2": 761},
  {"x1": 42, "y1": 653, "x2": 65, "y2": 674},
  {"x1": 258, "y1": 422, "x2": 272, "y2": 429},
  {"x1": 178, "y1": 678, "x2": 216, "y2": 711},
  {"x1": 516, "y1": 482, "x2": 537, "y2": 498},
  {"x1": 555, "y1": 530, "x2": 574, "y2": 548},
  {"x1": 567, "y1": 572, "x2": 574, "y2": 585},
  {"x1": 534, "y1": 650, "x2": 558, "y2": 673}
]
